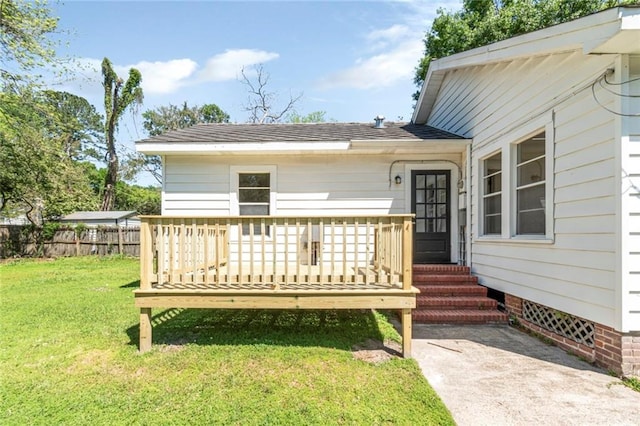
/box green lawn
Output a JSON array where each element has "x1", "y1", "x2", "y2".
[{"x1": 0, "y1": 256, "x2": 453, "y2": 425}]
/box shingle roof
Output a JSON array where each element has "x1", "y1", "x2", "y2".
[{"x1": 137, "y1": 122, "x2": 463, "y2": 144}]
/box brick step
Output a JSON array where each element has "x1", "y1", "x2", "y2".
[
  {"x1": 413, "y1": 264, "x2": 470, "y2": 275},
  {"x1": 413, "y1": 274, "x2": 478, "y2": 285},
  {"x1": 412, "y1": 309, "x2": 509, "y2": 324},
  {"x1": 415, "y1": 284, "x2": 488, "y2": 297},
  {"x1": 416, "y1": 296, "x2": 498, "y2": 310}
]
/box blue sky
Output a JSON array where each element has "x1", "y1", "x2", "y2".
[{"x1": 47, "y1": 0, "x2": 462, "y2": 183}]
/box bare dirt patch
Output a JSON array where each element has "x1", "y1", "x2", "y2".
[{"x1": 352, "y1": 339, "x2": 402, "y2": 364}]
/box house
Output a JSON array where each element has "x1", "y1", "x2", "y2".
[
  {"x1": 60, "y1": 211, "x2": 140, "y2": 227},
  {"x1": 134, "y1": 122, "x2": 470, "y2": 357},
  {"x1": 412, "y1": 6, "x2": 640, "y2": 376},
  {"x1": 135, "y1": 6, "x2": 639, "y2": 375}
]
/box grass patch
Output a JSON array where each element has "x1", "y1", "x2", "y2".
[
  {"x1": 622, "y1": 376, "x2": 640, "y2": 393},
  {"x1": 0, "y1": 256, "x2": 453, "y2": 425}
]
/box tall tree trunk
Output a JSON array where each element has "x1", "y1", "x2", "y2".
[{"x1": 100, "y1": 80, "x2": 120, "y2": 211}]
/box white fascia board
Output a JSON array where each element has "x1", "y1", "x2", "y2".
[{"x1": 135, "y1": 141, "x2": 351, "y2": 155}]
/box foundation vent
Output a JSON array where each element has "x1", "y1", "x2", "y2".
[{"x1": 523, "y1": 301, "x2": 595, "y2": 348}]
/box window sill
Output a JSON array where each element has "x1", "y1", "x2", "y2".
[{"x1": 475, "y1": 235, "x2": 554, "y2": 244}]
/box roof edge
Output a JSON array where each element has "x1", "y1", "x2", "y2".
[{"x1": 412, "y1": 6, "x2": 640, "y2": 124}]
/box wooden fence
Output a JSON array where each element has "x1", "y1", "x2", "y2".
[{"x1": 0, "y1": 225, "x2": 140, "y2": 259}]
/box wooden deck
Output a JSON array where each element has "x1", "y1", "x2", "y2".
[{"x1": 135, "y1": 215, "x2": 417, "y2": 356}]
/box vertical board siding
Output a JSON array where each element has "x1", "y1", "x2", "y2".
[
  {"x1": 623, "y1": 57, "x2": 640, "y2": 330},
  {"x1": 429, "y1": 51, "x2": 620, "y2": 326}
]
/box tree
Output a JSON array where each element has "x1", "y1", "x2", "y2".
[
  {"x1": 287, "y1": 111, "x2": 327, "y2": 123},
  {"x1": 413, "y1": 0, "x2": 634, "y2": 99},
  {"x1": 41, "y1": 90, "x2": 104, "y2": 161},
  {"x1": 0, "y1": 0, "x2": 59, "y2": 84},
  {"x1": 142, "y1": 101, "x2": 229, "y2": 137},
  {"x1": 0, "y1": 89, "x2": 99, "y2": 224},
  {"x1": 240, "y1": 64, "x2": 302, "y2": 123},
  {"x1": 124, "y1": 101, "x2": 230, "y2": 184},
  {"x1": 100, "y1": 57, "x2": 143, "y2": 211}
]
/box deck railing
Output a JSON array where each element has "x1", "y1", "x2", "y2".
[{"x1": 139, "y1": 215, "x2": 413, "y2": 291}]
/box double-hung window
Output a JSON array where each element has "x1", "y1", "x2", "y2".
[
  {"x1": 515, "y1": 133, "x2": 546, "y2": 235},
  {"x1": 482, "y1": 152, "x2": 502, "y2": 235},
  {"x1": 238, "y1": 172, "x2": 270, "y2": 235}
]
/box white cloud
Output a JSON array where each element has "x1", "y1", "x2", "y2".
[
  {"x1": 316, "y1": 39, "x2": 422, "y2": 90},
  {"x1": 198, "y1": 49, "x2": 279, "y2": 82},
  {"x1": 117, "y1": 59, "x2": 198, "y2": 95},
  {"x1": 315, "y1": 0, "x2": 461, "y2": 91},
  {"x1": 63, "y1": 49, "x2": 279, "y2": 97}
]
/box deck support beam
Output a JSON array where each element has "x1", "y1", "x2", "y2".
[
  {"x1": 139, "y1": 308, "x2": 152, "y2": 353},
  {"x1": 401, "y1": 308, "x2": 412, "y2": 358}
]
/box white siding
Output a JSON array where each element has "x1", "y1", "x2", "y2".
[
  {"x1": 429, "y1": 51, "x2": 623, "y2": 327},
  {"x1": 163, "y1": 153, "x2": 461, "y2": 217},
  {"x1": 163, "y1": 153, "x2": 464, "y2": 264}
]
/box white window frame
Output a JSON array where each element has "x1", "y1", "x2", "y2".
[
  {"x1": 230, "y1": 165, "x2": 278, "y2": 240},
  {"x1": 480, "y1": 150, "x2": 503, "y2": 236},
  {"x1": 474, "y1": 116, "x2": 554, "y2": 243},
  {"x1": 510, "y1": 125, "x2": 554, "y2": 241},
  {"x1": 230, "y1": 165, "x2": 278, "y2": 216},
  {"x1": 513, "y1": 133, "x2": 546, "y2": 236}
]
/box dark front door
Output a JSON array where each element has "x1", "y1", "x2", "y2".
[{"x1": 412, "y1": 170, "x2": 451, "y2": 263}]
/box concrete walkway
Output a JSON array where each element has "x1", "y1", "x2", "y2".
[{"x1": 413, "y1": 324, "x2": 640, "y2": 426}]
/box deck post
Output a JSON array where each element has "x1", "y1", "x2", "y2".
[
  {"x1": 140, "y1": 220, "x2": 152, "y2": 291},
  {"x1": 140, "y1": 308, "x2": 152, "y2": 353},
  {"x1": 401, "y1": 308, "x2": 412, "y2": 358},
  {"x1": 402, "y1": 216, "x2": 413, "y2": 291}
]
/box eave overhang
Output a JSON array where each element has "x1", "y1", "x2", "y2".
[
  {"x1": 412, "y1": 6, "x2": 640, "y2": 125},
  {"x1": 135, "y1": 138, "x2": 470, "y2": 156}
]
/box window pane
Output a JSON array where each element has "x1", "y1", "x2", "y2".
[
  {"x1": 517, "y1": 185, "x2": 545, "y2": 235},
  {"x1": 484, "y1": 152, "x2": 502, "y2": 175},
  {"x1": 437, "y1": 204, "x2": 447, "y2": 218},
  {"x1": 239, "y1": 173, "x2": 269, "y2": 187},
  {"x1": 437, "y1": 189, "x2": 447, "y2": 203},
  {"x1": 484, "y1": 173, "x2": 501, "y2": 194},
  {"x1": 416, "y1": 219, "x2": 425, "y2": 232},
  {"x1": 239, "y1": 205, "x2": 269, "y2": 216},
  {"x1": 517, "y1": 210, "x2": 545, "y2": 235},
  {"x1": 426, "y1": 190, "x2": 436, "y2": 203},
  {"x1": 517, "y1": 185, "x2": 545, "y2": 212},
  {"x1": 416, "y1": 190, "x2": 425, "y2": 203},
  {"x1": 437, "y1": 174, "x2": 447, "y2": 188},
  {"x1": 518, "y1": 159, "x2": 545, "y2": 186},
  {"x1": 416, "y1": 175, "x2": 425, "y2": 189},
  {"x1": 484, "y1": 194, "x2": 501, "y2": 215},
  {"x1": 485, "y1": 215, "x2": 501, "y2": 235},
  {"x1": 426, "y1": 175, "x2": 436, "y2": 188},
  {"x1": 426, "y1": 205, "x2": 436, "y2": 218},
  {"x1": 416, "y1": 205, "x2": 425, "y2": 218},
  {"x1": 239, "y1": 188, "x2": 270, "y2": 203},
  {"x1": 436, "y1": 219, "x2": 446, "y2": 232},
  {"x1": 517, "y1": 134, "x2": 545, "y2": 163}
]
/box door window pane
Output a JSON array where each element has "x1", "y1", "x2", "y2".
[{"x1": 426, "y1": 175, "x2": 436, "y2": 188}]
